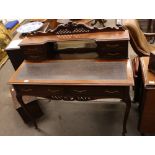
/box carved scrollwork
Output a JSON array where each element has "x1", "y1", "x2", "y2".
[
  {"x1": 26, "y1": 21, "x2": 125, "y2": 37},
  {"x1": 48, "y1": 95, "x2": 97, "y2": 101}
]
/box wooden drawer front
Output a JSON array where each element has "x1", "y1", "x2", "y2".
[
  {"x1": 21, "y1": 45, "x2": 48, "y2": 61},
  {"x1": 139, "y1": 88, "x2": 155, "y2": 133},
  {"x1": 15, "y1": 85, "x2": 63, "y2": 97},
  {"x1": 66, "y1": 86, "x2": 124, "y2": 98},
  {"x1": 97, "y1": 41, "x2": 128, "y2": 59},
  {"x1": 15, "y1": 85, "x2": 126, "y2": 100}
]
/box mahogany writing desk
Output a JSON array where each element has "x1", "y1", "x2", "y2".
[{"x1": 9, "y1": 59, "x2": 133, "y2": 135}]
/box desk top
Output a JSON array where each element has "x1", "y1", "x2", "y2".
[
  {"x1": 140, "y1": 57, "x2": 155, "y2": 86},
  {"x1": 9, "y1": 59, "x2": 134, "y2": 86}
]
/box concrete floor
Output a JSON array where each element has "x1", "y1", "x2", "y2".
[{"x1": 0, "y1": 57, "x2": 141, "y2": 136}]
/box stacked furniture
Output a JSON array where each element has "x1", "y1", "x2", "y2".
[{"x1": 7, "y1": 20, "x2": 133, "y2": 135}]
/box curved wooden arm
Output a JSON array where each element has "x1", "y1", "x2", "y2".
[{"x1": 129, "y1": 34, "x2": 150, "y2": 56}]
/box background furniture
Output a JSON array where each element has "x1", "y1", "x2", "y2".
[
  {"x1": 123, "y1": 19, "x2": 155, "y2": 57},
  {"x1": 138, "y1": 19, "x2": 155, "y2": 44},
  {"x1": 122, "y1": 19, "x2": 155, "y2": 102},
  {"x1": 138, "y1": 57, "x2": 155, "y2": 134}
]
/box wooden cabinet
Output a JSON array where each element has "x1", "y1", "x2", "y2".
[{"x1": 138, "y1": 57, "x2": 155, "y2": 134}]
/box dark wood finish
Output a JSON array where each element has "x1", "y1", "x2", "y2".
[
  {"x1": 20, "y1": 43, "x2": 57, "y2": 61},
  {"x1": 9, "y1": 59, "x2": 134, "y2": 135},
  {"x1": 6, "y1": 41, "x2": 128, "y2": 63},
  {"x1": 6, "y1": 48, "x2": 24, "y2": 70},
  {"x1": 148, "y1": 52, "x2": 155, "y2": 74},
  {"x1": 7, "y1": 21, "x2": 131, "y2": 134},
  {"x1": 16, "y1": 93, "x2": 38, "y2": 129},
  {"x1": 97, "y1": 40, "x2": 128, "y2": 59},
  {"x1": 20, "y1": 41, "x2": 129, "y2": 61},
  {"x1": 6, "y1": 26, "x2": 129, "y2": 63},
  {"x1": 20, "y1": 30, "x2": 129, "y2": 45},
  {"x1": 6, "y1": 31, "x2": 129, "y2": 62},
  {"x1": 5, "y1": 35, "x2": 43, "y2": 124},
  {"x1": 14, "y1": 85, "x2": 127, "y2": 100},
  {"x1": 19, "y1": 30, "x2": 129, "y2": 61},
  {"x1": 16, "y1": 100, "x2": 43, "y2": 124},
  {"x1": 133, "y1": 57, "x2": 142, "y2": 103},
  {"x1": 138, "y1": 57, "x2": 155, "y2": 133},
  {"x1": 9, "y1": 86, "x2": 43, "y2": 124},
  {"x1": 5, "y1": 37, "x2": 24, "y2": 70}
]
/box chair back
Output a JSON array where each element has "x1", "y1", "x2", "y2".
[{"x1": 123, "y1": 19, "x2": 150, "y2": 56}]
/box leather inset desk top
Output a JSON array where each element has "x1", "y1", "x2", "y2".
[
  {"x1": 18, "y1": 61, "x2": 126, "y2": 80},
  {"x1": 9, "y1": 59, "x2": 134, "y2": 86}
]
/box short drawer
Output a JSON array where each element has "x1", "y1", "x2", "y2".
[
  {"x1": 14, "y1": 85, "x2": 127, "y2": 100},
  {"x1": 65, "y1": 86, "x2": 125, "y2": 98},
  {"x1": 14, "y1": 85, "x2": 64, "y2": 98},
  {"x1": 97, "y1": 41, "x2": 128, "y2": 59},
  {"x1": 21, "y1": 45, "x2": 48, "y2": 61}
]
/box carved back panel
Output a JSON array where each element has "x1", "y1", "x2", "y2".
[{"x1": 26, "y1": 21, "x2": 125, "y2": 36}]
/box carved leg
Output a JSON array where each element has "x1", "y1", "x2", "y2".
[
  {"x1": 122, "y1": 91, "x2": 131, "y2": 136},
  {"x1": 16, "y1": 94, "x2": 38, "y2": 129}
]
